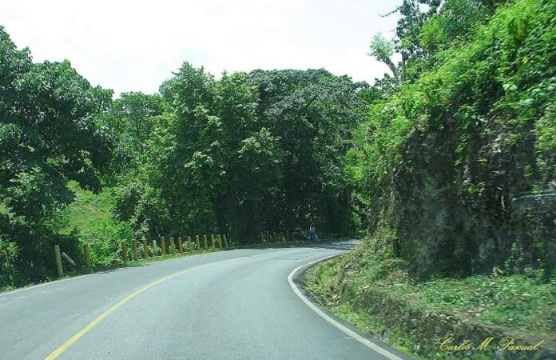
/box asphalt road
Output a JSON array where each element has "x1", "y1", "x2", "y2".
[{"x1": 0, "y1": 241, "x2": 414, "y2": 360}]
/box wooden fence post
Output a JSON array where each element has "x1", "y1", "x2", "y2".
[
  {"x1": 152, "y1": 239, "x2": 158, "y2": 256},
  {"x1": 54, "y1": 245, "x2": 63, "y2": 276},
  {"x1": 84, "y1": 243, "x2": 91, "y2": 271},
  {"x1": 161, "y1": 237, "x2": 167, "y2": 256},
  {"x1": 203, "y1": 235, "x2": 208, "y2": 250},
  {"x1": 132, "y1": 240, "x2": 138, "y2": 261},
  {"x1": 178, "y1": 237, "x2": 184, "y2": 253},
  {"x1": 170, "y1": 237, "x2": 176, "y2": 255},
  {"x1": 196, "y1": 235, "x2": 201, "y2": 250},
  {"x1": 61, "y1": 252, "x2": 76, "y2": 267},
  {"x1": 142, "y1": 237, "x2": 149, "y2": 259},
  {"x1": 223, "y1": 234, "x2": 228, "y2": 248},
  {"x1": 187, "y1": 236, "x2": 193, "y2": 252},
  {"x1": 121, "y1": 240, "x2": 128, "y2": 263}
]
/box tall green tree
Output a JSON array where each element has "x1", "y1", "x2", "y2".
[
  {"x1": 378, "y1": 0, "x2": 491, "y2": 82},
  {"x1": 120, "y1": 65, "x2": 366, "y2": 243},
  {"x1": 247, "y1": 69, "x2": 366, "y2": 236},
  {"x1": 369, "y1": 33, "x2": 401, "y2": 82},
  {"x1": 105, "y1": 92, "x2": 167, "y2": 169},
  {"x1": 0, "y1": 27, "x2": 114, "y2": 286}
]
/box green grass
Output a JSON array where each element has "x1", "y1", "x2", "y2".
[
  {"x1": 60, "y1": 181, "x2": 137, "y2": 268},
  {"x1": 62, "y1": 181, "x2": 115, "y2": 238},
  {"x1": 328, "y1": 301, "x2": 420, "y2": 356},
  {"x1": 305, "y1": 238, "x2": 556, "y2": 359},
  {"x1": 409, "y1": 275, "x2": 555, "y2": 337}
]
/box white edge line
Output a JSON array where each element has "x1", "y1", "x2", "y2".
[
  {"x1": 288, "y1": 254, "x2": 405, "y2": 360},
  {"x1": 0, "y1": 247, "x2": 252, "y2": 298},
  {"x1": 0, "y1": 274, "x2": 91, "y2": 298},
  {"x1": 0, "y1": 246, "x2": 270, "y2": 298}
]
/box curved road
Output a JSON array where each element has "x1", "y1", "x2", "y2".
[{"x1": 0, "y1": 241, "x2": 413, "y2": 360}]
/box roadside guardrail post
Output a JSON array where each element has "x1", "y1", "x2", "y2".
[
  {"x1": 54, "y1": 245, "x2": 63, "y2": 276},
  {"x1": 84, "y1": 243, "x2": 91, "y2": 271},
  {"x1": 142, "y1": 237, "x2": 149, "y2": 259},
  {"x1": 121, "y1": 240, "x2": 128, "y2": 263},
  {"x1": 178, "y1": 237, "x2": 184, "y2": 253},
  {"x1": 61, "y1": 252, "x2": 76, "y2": 267},
  {"x1": 187, "y1": 236, "x2": 193, "y2": 252},
  {"x1": 161, "y1": 237, "x2": 167, "y2": 256},
  {"x1": 132, "y1": 240, "x2": 138, "y2": 261},
  {"x1": 170, "y1": 237, "x2": 175, "y2": 255}
]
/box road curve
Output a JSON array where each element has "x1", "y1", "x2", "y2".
[{"x1": 0, "y1": 241, "x2": 414, "y2": 360}]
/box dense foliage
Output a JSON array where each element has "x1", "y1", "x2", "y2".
[
  {"x1": 114, "y1": 65, "x2": 366, "y2": 243},
  {"x1": 0, "y1": 27, "x2": 114, "y2": 287},
  {"x1": 0, "y1": 27, "x2": 366, "y2": 288},
  {"x1": 1, "y1": 0, "x2": 554, "y2": 289},
  {"x1": 362, "y1": 0, "x2": 556, "y2": 279}
]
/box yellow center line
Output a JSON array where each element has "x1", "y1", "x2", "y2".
[{"x1": 45, "y1": 249, "x2": 292, "y2": 360}]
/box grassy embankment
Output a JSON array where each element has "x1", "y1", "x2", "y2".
[
  {"x1": 305, "y1": 236, "x2": 556, "y2": 360},
  {"x1": 61, "y1": 182, "x2": 228, "y2": 271},
  {"x1": 60, "y1": 182, "x2": 307, "y2": 273},
  {"x1": 62, "y1": 182, "x2": 115, "y2": 239}
]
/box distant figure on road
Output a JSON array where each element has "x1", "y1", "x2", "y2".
[{"x1": 307, "y1": 225, "x2": 317, "y2": 241}]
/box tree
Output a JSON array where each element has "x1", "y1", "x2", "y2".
[
  {"x1": 105, "y1": 92, "x2": 167, "y2": 168},
  {"x1": 359, "y1": 0, "x2": 556, "y2": 278},
  {"x1": 121, "y1": 66, "x2": 366, "y2": 243},
  {"x1": 248, "y1": 69, "x2": 366, "y2": 236},
  {"x1": 369, "y1": 33, "x2": 400, "y2": 82},
  {"x1": 0, "y1": 27, "x2": 114, "y2": 286},
  {"x1": 376, "y1": 0, "x2": 492, "y2": 81}
]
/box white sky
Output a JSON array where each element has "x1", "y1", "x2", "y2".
[{"x1": 0, "y1": 0, "x2": 400, "y2": 97}]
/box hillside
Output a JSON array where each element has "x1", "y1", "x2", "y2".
[
  {"x1": 306, "y1": 239, "x2": 556, "y2": 359},
  {"x1": 307, "y1": 0, "x2": 556, "y2": 358},
  {"x1": 62, "y1": 182, "x2": 114, "y2": 238}
]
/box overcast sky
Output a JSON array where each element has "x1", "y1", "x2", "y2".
[{"x1": 1, "y1": 0, "x2": 400, "y2": 97}]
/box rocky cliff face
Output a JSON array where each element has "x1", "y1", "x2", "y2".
[
  {"x1": 380, "y1": 108, "x2": 555, "y2": 279},
  {"x1": 362, "y1": 0, "x2": 556, "y2": 280}
]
